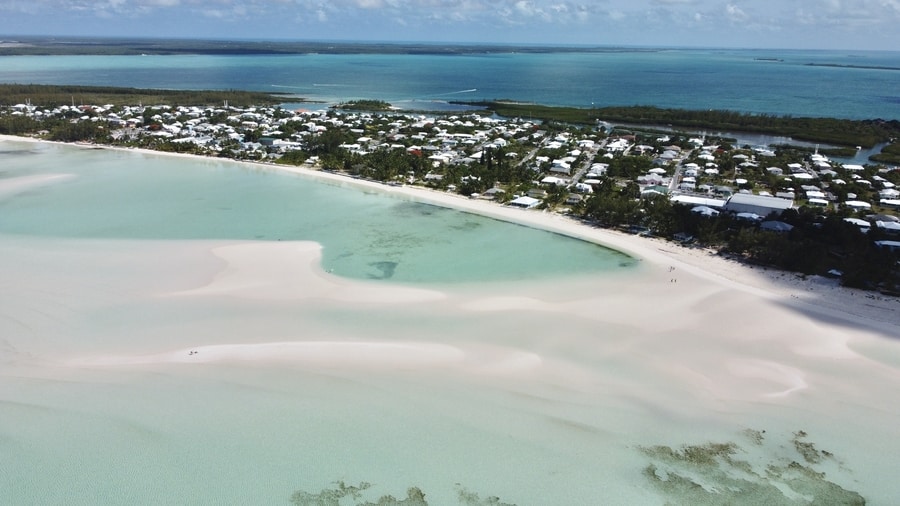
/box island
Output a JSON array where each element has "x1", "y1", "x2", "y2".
[{"x1": 2, "y1": 83, "x2": 899, "y2": 293}]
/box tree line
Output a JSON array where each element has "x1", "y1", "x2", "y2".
[
  {"x1": 466, "y1": 101, "x2": 900, "y2": 150},
  {"x1": 0, "y1": 84, "x2": 286, "y2": 108}
]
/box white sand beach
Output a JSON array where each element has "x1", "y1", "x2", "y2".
[{"x1": 2, "y1": 136, "x2": 899, "y2": 504}]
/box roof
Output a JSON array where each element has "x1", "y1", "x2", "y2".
[
  {"x1": 509, "y1": 196, "x2": 541, "y2": 208},
  {"x1": 875, "y1": 240, "x2": 900, "y2": 251},
  {"x1": 725, "y1": 193, "x2": 794, "y2": 210},
  {"x1": 876, "y1": 221, "x2": 900, "y2": 232},
  {"x1": 760, "y1": 220, "x2": 794, "y2": 232},
  {"x1": 670, "y1": 195, "x2": 726, "y2": 208}
]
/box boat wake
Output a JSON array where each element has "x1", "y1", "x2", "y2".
[{"x1": 436, "y1": 88, "x2": 477, "y2": 96}]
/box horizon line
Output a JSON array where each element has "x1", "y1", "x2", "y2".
[{"x1": 2, "y1": 34, "x2": 898, "y2": 54}]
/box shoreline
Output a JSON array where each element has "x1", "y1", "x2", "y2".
[
  {"x1": 4, "y1": 133, "x2": 900, "y2": 504},
  {"x1": 2, "y1": 133, "x2": 899, "y2": 332}
]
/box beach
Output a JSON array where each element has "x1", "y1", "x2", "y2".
[{"x1": 2, "y1": 136, "x2": 899, "y2": 504}]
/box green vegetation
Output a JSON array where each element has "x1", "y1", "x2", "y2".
[
  {"x1": 466, "y1": 101, "x2": 900, "y2": 148},
  {"x1": 4, "y1": 87, "x2": 898, "y2": 293},
  {"x1": 580, "y1": 188, "x2": 900, "y2": 292},
  {"x1": 773, "y1": 143, "x2": 858, "y2": 158},
  {"x1": 640, "y1": 430, "x2": 866, "y2": 505},
  {"x1": 333, "y1": 100, "x2": 394, "y2": 111},
  {"x1": 0, "y1": 84, "x2": 286, "y2": 108},
  {"x1": 870, "y1": 142, "x2": 900, "y2": 164}
]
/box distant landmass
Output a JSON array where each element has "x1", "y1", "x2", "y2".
[
  {"x1": 0, "y1": 36, "x2": 663, "y2": 56},
  {"x1": 804, "y1": 62, "x2": 900, "y2": 72}
]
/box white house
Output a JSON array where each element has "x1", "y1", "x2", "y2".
[
  {"x1": 509, "y1": 196, "x2": 541, "y2": 209},
  {"x1": 724, "y1": 193, "x2": 794, "y2": 217}
]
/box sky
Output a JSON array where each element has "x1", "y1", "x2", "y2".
[{"x1": 1, "y1": 0, "x2": 899, "y2": 50}]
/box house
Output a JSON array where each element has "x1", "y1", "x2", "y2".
[
  {"x1": 874, "y1": 240, "x2": 900, "y2": 252},
  {"x1": 565, "y1": 193, "x2": 584, "y2": 205},
  {"x1": 549, "y1": 159, "x2": 572, "y2": 175},
  {"x1": 483, "y1": 187, "x2": 505, "y2": 200},
  {"x1": 670, "y1": 195, "x2": 726, "y2": 208},
  {"x1": 509, "y1": 196, "x2": 541, "y2": 209},
  {"x1": 843, "y1": 200, "x2": 872, "y2": 211},
  {"x1": 760, "y1": 221, "x2": 794, "y2": 232},
  {"x1": 541, "y1": 176, "x2": 567, "y2": 186},
  {"x1": 875, "y1": 221, "x2": 900, "y2": 234},
  {"x1": 573, "y1": 182, "x2": 594, "y2": 193},
  {"x1": 724, "y1": 193, "x2": 793, "y2": 217}
]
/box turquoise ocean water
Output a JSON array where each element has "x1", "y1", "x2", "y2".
[
  {"x1": 0, "y1": 142, "x2": 633, "y2": 283},
  {"x1": 3, "y1": 45, "x2": 900, "y2": 505},
  {"x1": 1, "y1": 47, "x2": 899, "y2": 119}
]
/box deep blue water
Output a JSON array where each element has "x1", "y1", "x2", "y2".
[{"x1": 2, "y1": 47, "x2": 899, "y2": 120}]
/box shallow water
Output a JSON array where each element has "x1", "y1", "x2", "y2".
[
  {"x1": 0, "y1": 141, "x2": 633, "y2": 284},
  {"x1": 2, "y1": 140, "x2": 899, "y2": 505}
]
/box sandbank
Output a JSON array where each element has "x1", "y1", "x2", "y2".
[
  {"x1": 3, "y1": 133, "x2": 898, "y2": 329},
  {"x1": 0, "y1": 172, "x2": 76, "y2": 198},
  {"x1": 3, "y1": 134, "x2": 900, "y2": 504},
  {"x1": 2, "y1": 133, "x2": 898, "y2": 329}
]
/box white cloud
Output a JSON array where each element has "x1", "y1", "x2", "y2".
[
  {"x1": 725, "y1": 3, "x2": 748, "y2": 22},
  {"x1": 515, "y1": 0, "x2": 537, "y2": 16},
  {"x1": 1, "y1": 0, "x2": 897, "y2": 49}
]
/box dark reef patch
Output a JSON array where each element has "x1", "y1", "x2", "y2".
[
  {"x1": 639, "y1": 429, "x2": 865, "y2": 505},
  {"x1": 290, "y1": 481, "x2": 516, "y2": 506},
  {"x1": 367, "y1": 261, "x2": 398, "y2": 279}
]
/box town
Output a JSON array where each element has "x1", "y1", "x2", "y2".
[{"x1": 3, "y1": 98, "x2": 900, "y2": 292}]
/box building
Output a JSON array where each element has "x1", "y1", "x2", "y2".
[
  {"x1": 724, "y1": 193, "x2": 793, "y2": 218},
  {"x1": 509, "y1": 196, "x2": 541, "y2": 209}
]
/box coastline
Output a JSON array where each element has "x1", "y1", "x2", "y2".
[
  {"x1": 2, "y1": 133, "x2": 898, "y2": 331},
  {"x1": 4, "y1": 133, "x2": 900, "y2": 504}
]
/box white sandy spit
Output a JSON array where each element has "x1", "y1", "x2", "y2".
[
  {"x1": 0, "y1": 172, "x2": 76, "y2": 199},
  {"x1": 3, "y1": 135, "x2": 900, "y2": 504}
]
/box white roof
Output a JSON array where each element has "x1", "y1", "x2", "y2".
[
  {"x1": 509, "y1": 196, "x2": 541, "y2": 208},
  {"x1": 725, "y1": 193, "x2": 794, "y2": 210},
  {"x1": 670, "y1": 195, "x2": 726, "y2": 208},
  {"x1": 876, "y1": 221, "x2": 900, "y2": 231},
  {"x1": 541, "y1": 176, "x2": 566, "y2": 185},
  {"x1": 844, "y1": 217, "x2": 870, "y2": 227},
  {"x1": 691, "y1": 205, "x2": 720, "y2": 216}
]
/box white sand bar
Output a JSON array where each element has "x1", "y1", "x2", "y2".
[
  {"x1": 169, "y1": 241, "x2": 446, "y2": 303},
  {"x1": 0, "y1": 173, "x2": 76, "y2": 199},
  {"x1": 2, "y1": 137, "x2": 900, "y2": 505}
]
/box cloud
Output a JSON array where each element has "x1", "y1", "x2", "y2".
[
  {"x1": 725, "y1": 3, "x2": 749, "y2": 22},
  {"x1": 1, "y1": 0, "x2": 898, "y2": 49}
]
